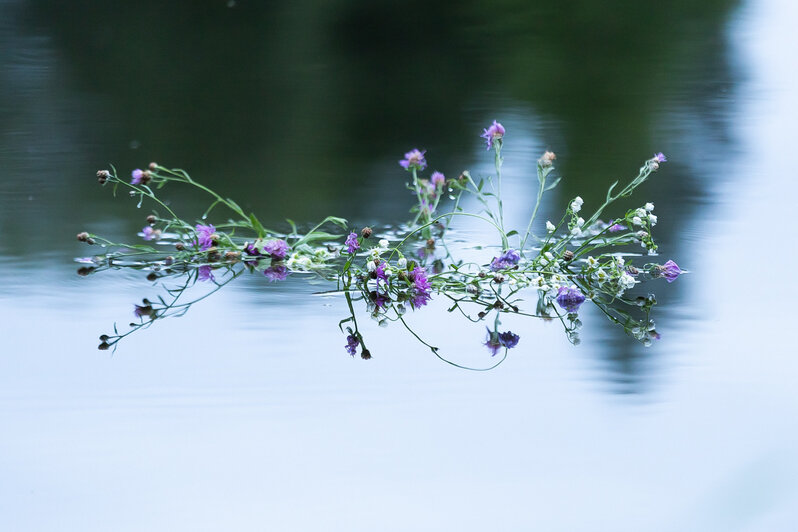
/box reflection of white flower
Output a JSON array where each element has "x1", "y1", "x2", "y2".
[
  {"x1": 577, "y1": 217, "x2": 585, "y2": 227},
  {"x1": 397, "y1": 257, "x2": 407, "y2": 269},
  {"x1": 645, "y1": 202, "x2": 655, "y2": 212},
  {"x1": 616, "y1": 256, "x2": 625, "y2": 266},
  {"x1": 546, "y1": 221, "x2": 556, "y2": 232},
  {"x1": 571, "y1": 227, "x2": 581, "y2": 236}
]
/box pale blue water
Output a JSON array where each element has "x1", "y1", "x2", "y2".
[{"x1": 1, "y1": 0, "x2": 797, "y2": 530}]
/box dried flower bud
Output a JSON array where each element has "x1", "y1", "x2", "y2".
[
  {"x1": 361, "y1": 227, "x2": 373, "y2": 239},
  {"x1": 77, "y1": 266, "x2": 95, "y2": 276},
  {"x1": 146, "y1": 214, "x2": 157, "y2": 224},
  {"x1": 492, "y1": 274, "x2": 505, "y2": 284},
  {"x1": 361, "y1": 349, "x2": 372, "y2": 360},
  {"x1": 99, "y1": 335, "x2": 109, "y2": 342},
  {"x1": 493, "y1": 301, "x2": 505, "y2": 309},
  {"x1": 478, "y1": 272, "x2": 486, "y2": 278},
  {"x1": 426, "y1": 238, "x2": 435, "y2": 248},
  {"x1": 224, "y1": 251, "x2": 240, "y2": 261},
  {"x1": 627, "y1": 266, "x2": 639, "y2": 275},
  {"x1": 149, "y1": 162, "x2": 158, "y2": 170},
  {"x1": 96, "y1": 170, "x2": 110, "y2": 184},
  {"x1": 539, "y1": 151, "x2": 556, "y2": 167},
  {"x1": 76, "y1": 231, "x2": 90, "y2": 242},
  {"x1": 98, "y1": 342, "x2": 111, "y2": 350},
  {"x1": 163, "y1": 256, "x2": 174, "y2": 266},
  {"x1": 175, "y1": 243, "x2": 185, "y2": 251},
  {"x1": 478, "y1": 311, "x2": 486, "y2": 319},
  {"x1": 146, "y1": 272, "x2": 158, "y2": 282},
  {"x1": 563, "y1": 250, "x2": 574, "y2": 261}
]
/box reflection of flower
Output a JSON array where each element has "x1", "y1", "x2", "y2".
[
  {"x1": 263, "y1": 239, "x2": 289, "y2": 260},
  {"x1": 431, "y1": 171, "x2": 446, "y2": 190},
  {"x1": 345, "y1": 232, "x2": 359, "y2": 254},
  {"x1": 556, "y1": 285, "x2": 586, "y2": 313},
  {"x1": 375, "y1": 262, "x2": 389, "y2": 283},
  {"x1": 481, "y1": 120, "x2": 505, "y2": 150},
  {"x1": 263, "y1": 264, "x2": 289, "y2": 282},
  {"x1": 142, "y1": 226, "x2": 161, "y2": 241},
  {"x1": 195, "y1": 224, "x2": 216, "y2": 251},
  {"x1": 490, "y1": 249, "x2": 520, "y2": 271},
  {"x1": 134, "y1": 304, "x2": 153, "y2": 318},
  {"x1": 659, "y1": 260, "x2": 682, "y2": 283},
  {"x1": 409, "y1": 267, "x2": 432, "y2": 308},
  {"x1": 608, "y1": 219, "x2": 627, "y2": 233},
  {"x1": 345, "y1": 334, "x2": 359, "y2": 356},
  {"x1": 370, "y1": 290, "x2": 389, "y2": 309},
  {"x1": 198, "y1": 265, "x2": 215, "y2": 282},
  {"x1": 244, "y1": 243, "x2": 262, "y2": 256},
  {"x1": 485, "y1": 329, "x2": 520, "y2": 356},
  {"x1": 399, "y1": 149, "x2": 427, "y2": 171}
]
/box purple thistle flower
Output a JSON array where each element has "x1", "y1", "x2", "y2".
[
  {"x1": 659, "y1": 260, "x2": 682, "y2": 283},
  {"x1": 264, "y1": 264, "x2": 289, "y2": 282},
  {"x1": 490, "y1": 249, "x2": 521, "y2": 271},
  {"x1": 263, "y1": 239, "x2": 289, "y2": 261},
  {"x1": 375, "y1": 261, "x2": 389, "y2": 283},
  {"x1": 481, "y1": 120, "x2": 505, "y2": 150},
  {"x1": 498, "y1": 331, "x2": 520, "y2": 349},
  {"x1": 344, "y1": 232, "x2": 360, "y2": 254},
  {"x1": 141, "y1": 226, "x2": 160, "y2": 241},
  {"x1": 399, "y1": 149, "x2": 427, "y2": 171},
  {"x1": 197, "y1": 265, "x2": 214, "y2": 282},
  {"x1": 194, "y1": 223, "x2": 216, "y2": 251},
  {"x1": 131, "y1": 169, "x2": 145, "y2": 184},
  {"x1": 431, "y1": 171, "x2": 446, "y2": 189},
  {"x1": 244, "y1": 243, "x2": 262, "y2": 256},
  {"x1": 409, "y1": 267, "x2": 432, "y2": 308},
  {"x1": 653, "y1": 152, "x2": 667, "y2": 163},
  {"x1": 345, "y1": 334, "x2": 360, "y2": 356},
  {"x1": 556, "y1": 285, "x2": 586, "y2": 313}
]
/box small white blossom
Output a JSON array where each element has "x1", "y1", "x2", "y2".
[
  {"x1": 632, "y1": 216, "x2": 643, "y2": 226},
  {"x1": 379, "y1": 239, "x2": 389, "y2": 248},
  {"x1": 367, "y1": 261, "x2": 377, "y2": 272},
  {"x1": 616, "y1": 256, "x2": 625, "y2": 266},
  {"x1": 648, "y1": 214, "x2": 657, "y2": 226},
  {"x1": 637, "y1": 230, "x2": 648, "y2": 240},
  {"x1": 619, "y1": 272, "x2": 636, "y2": 289},
  {"x1": 645, "y1": 202, "x2": 655, "y2": 212},
  {"x1": 577, "y1": 217, "x2": 585, "y2": 227},
  {"x1": 369, "y1": 247, "x2": 383, "y2": 259},
  {"x1": 570, "y1": 227, "x2": 581, "y2": 236},
  {"x1": 546, "y1": 221, "x2": 556, "y2": 232},
  {"x1": 594, "y1": 268, "x2": 608, "y2": 282},
  {"x1": 635, "y1": 208, "x2": 647, "y2": 218},
  {"x1": 397, "y1": 257, "x2": 407, "y2": 269},
  {"x1": 586, "y1": 256, "x2": 599, "y2": 268}
]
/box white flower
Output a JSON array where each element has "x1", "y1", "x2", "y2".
[
  {"x1": 297, "y1": 257, "x2": 312, "y2": 269},
  {"x1": 645, "y1": 202, "x2": 655, "y2": 212},
  {"x1": 577, "y1": 217, "x2": 585, "y2": 227},
  {"x1": 637, "y1": 230, "x2": 648, "y2": 240},
  {"x1": 369, "y1": 247, "x2": 383, "y2": 259},
  {"x1": 632, "y1": 216, "x2": 643, "y2": 226},
  {"x1": 648, "y1": 214, "x2": 657, "y2": 226},
  {"x1": 541, "y1": 251, "x2": 555, "y2": 266},
  {"x1": 367, "y1": 260, "x2": 377, "y2": 272},
  {"x1": 619, "y1": 272, "x2": 636, "y2": 289},
  {"x1": 616, "y1": 256, "x2": 625, "y2": 266},
  {"x1": 574, "y1": 196, "x2": 584, "y2": 206},
  {"x1": 586, "y1": 256, "x2": 599, "y2": 268},
  {"x1": 397, "y1": 257, "x2": 407, "y2": 269},
  {"x1": 570, "y1": 197, "x2": 583, "y2": 213},
  {"x1": 635, "y1": 208, "x2": 647, "y2": 218},
  {"x1": 570, "y1": 227, "x2": 581, "y2": 236},
  {"x1": 546, "y1": 221, "x2": 556, "y2": 232},
  {"x1": 379, "y1": 239, "x2": 389, "y2": 248},
  {"x1": 594, "y1": 268, "x2": 608, "y2": 282}
]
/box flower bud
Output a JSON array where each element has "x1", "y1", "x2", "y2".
[
  {"x1": 360, "y1": 349, "x2": 372, "y2": 360},
  {"x1": 76, "y1": 231, "x2": 90, "y2": 242},
  {"x1": 361, "y1": 227, "x2": 373, "y2": 239},
  {"x1": 149, "y1": 162, "x2": 158, "y2": 170},
  {"x1": 563, "y1": 250, "x2": 574, "y2": 261},
  {"x1": 146, "y1": 214, "x2": 157, "y2": 224},
  {"x1": 96, "y1": 170, "x2": 110, "y2": 184}
]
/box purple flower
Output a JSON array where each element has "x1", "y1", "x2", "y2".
[
  {"x1": 431, "y1": 171, "x2": 446, "y2": 189},
  {"x1": 133, "y1": 304, "x2": 153, "y2": 318},
  {"x1": 244, "y1": 243, "x2": 262, "y2": 256},
  {"x1": 608, "y1": 219, "x2": 627, "y2": 233},
  {"x1": 490, "y1": 249, "x2": 521, "y2": 271},
  {"x1": 141, "y1": 226, "x2": 160, "y2": 241},
  {"x1": 498, "y1": 331, "x2": 520, "y2": 349},
  {"x1": 345, "y1": 334, "x2": 360, "y2": 356},
  {"x1": 344, "y1": 232, "x2": 360, "y2": 254},
  {"x1": 198, "y1": 265, "x2": 215, "y2": 282},
  {"x1": 653, "y1": 152, "x2": 667, "y2": 163},
  {"x1": 370, "y1": 291, "x2": 389, "y2": 309},
  {"x1": 409, "y1": 266, "x2": 432, "y2": 308},
  {"x1": 263, "y1": 239, "x2": 289, "y2": 260},
  {"x1": 556, "y1": 285, "x2": 586, "y2": 313},
  {"x1": 375, "y1": 261, "x2": 389, "y2": 283},
  {"x1": 481, "y1": 120, "x2": 505, "y2": 150},
  {"x1": 660, "y1": 260, "x2": 682, "y2": 283},
  {"x1": 131, "y1": 169, "x2": 145, "y2": 184},
  {"x1": 264, "y1": 264, "x2": 289, "y2": 282},
  {"x1": 399, "y1": 149, "x2": 427, "y2": 171},
  {"x1": 194, "y1": 224, "x2": 216, "y2": 251}
]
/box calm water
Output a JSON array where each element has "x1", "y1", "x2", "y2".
[{"x1": 2, "y1": 1, "x2": 797, "y2": 530}]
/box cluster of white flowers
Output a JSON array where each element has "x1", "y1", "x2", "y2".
[
  {"x1": 570, "y1": 196, "x2": 584, "y2": 213},
  {"x1": 546, "y1": 220, "x2": 556, "y2": 232}
]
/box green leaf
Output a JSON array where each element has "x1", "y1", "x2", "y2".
[
  {"x1": 248, "y1": 213, "x2": 266, "y2": 238},
  {"x1": 505, "y1": 230, "x2": 518, "y2": 237},
  {"x1": 544, "y1": 177, "x2": 562, "y2": 191},
  {"x1": 606, "y1": 180, "x2": 619, "y2": 202}
]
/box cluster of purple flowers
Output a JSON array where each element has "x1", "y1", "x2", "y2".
[
  {"x1": 399, "y1": 149, "x2": 427, "y2": 171},
  {"x1": 490, "y1": 249, "x2": 520, "y2": 271},
  {"x1": 556, "y1": 285, "x2": 586, "y2": 313},
  {"x1": 195, "y1": 224, "x2": 216, "y2": 251},
  {"x1": 485, "y1": 329, "x2": 520, "y2": 356},
  {"x1": 345, "y1": 334, "x2": 360, "y2": 356},
  {"x1": 480, "y1": 120, "x2": 505, "y2": 150},
  {"x1": 345, "y1": 232, "x2": 360, "y2": 254},
  {"x1": 263, "y1": 239, "x2": 289, "y2": 260},
  {"x1": 408, "y1": 266, "x2": 432, "y2": 308}
]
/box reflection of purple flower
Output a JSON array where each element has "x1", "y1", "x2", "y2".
[
  {"x1": 244, "y1": 243, "x2": 262, "y2": 256},
  {"x1": 498, "y1": 331, "x2": 520, "y2": 349},
  {"x1": 263, "y1": 239, "x2": 289, "y2": 260},
  {"x1": 431, "y1": 171, "x2": 446, "y2": 189},
  {"x1": 556, "y1": 285, "x2": 586, "y2": 313},
  {"x1": 131, "y1": 169, "x2": 145, "y2": 184},
  {"x1": 134, "y1": 304, "x2": 153, "y2": 318},
  {"x1": 370, "y1": 291, "x2": 389, "y2": 309},
  {"x1": 608, "y1": 219, "x2": 627, "y2": 233},
  {"x1": 660, "y1": 260, "x2": 682, "y2": 283},
  {"x1": 142, "y1": 226, "x2": 160, "y2": 241},
  {"x1": 345, "y1": 334, "x2": 360, "y2": 356},
  {"x1": 399, "y1": 149, "x2": 427, "y2": 171},
  {"x1": 481, "y1": 120, "x2": 505, "y2": 150},
  {"x1": 409, "y1": 267, "x2": 432, "y2": 308},
  {"x1": 344, "y1": 232, "x2": 359, "y2": 254},
  {"x1": 485, "y1": 334, "x2": 502, "y2": 356},
  {"x1": 195, "y1": 224, "x2": 216, "y2": 251},
  {"x1": 264, "y1": 264, "x2": 289, "y2": 282},
  {"x1": 490, "y1": 249, "x2": 521, "y2": 271},
  {"x1": 198, "y1": 265, "x2": 215, "y2": 282},
  {"x1": 653, "y1": 152, "x2": 667, "y2": 163}
]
